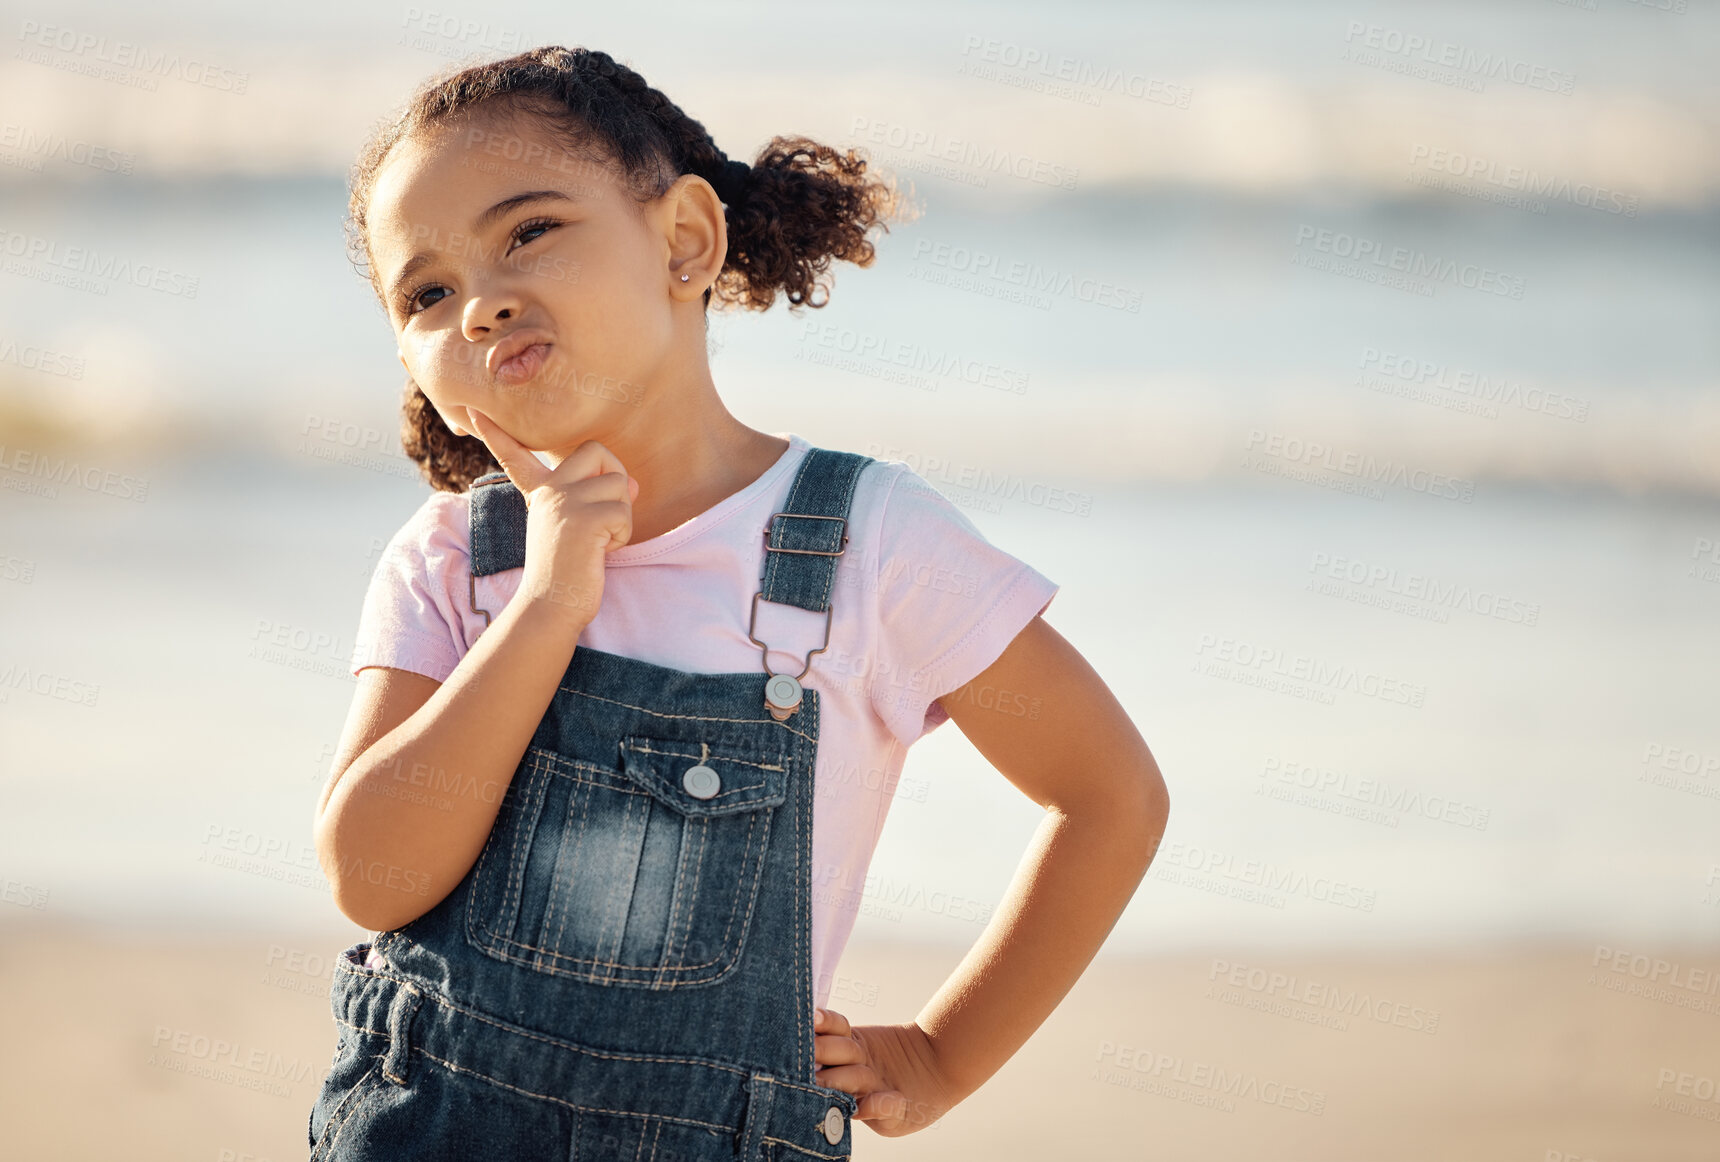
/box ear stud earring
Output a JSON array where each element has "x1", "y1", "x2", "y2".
[{"x1": 680, "y1": 274, "x2": 690, "y2": 282}]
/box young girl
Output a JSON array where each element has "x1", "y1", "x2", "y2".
[{"x1": 309, "y1": 45, "x2": 1168, "y2": 1161}]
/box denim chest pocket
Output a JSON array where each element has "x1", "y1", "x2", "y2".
[{"x1": 465, "y1": 735, "x2": 788, "y2": 988}]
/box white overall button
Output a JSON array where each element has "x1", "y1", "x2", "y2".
[
  {"x1": 765, "y1": 673, "x2": 802, "y2": 709},
  {"x1": 681, "y1": 764, "x2": 721, "y2": 799},
  {"x1": 821, "y1": 1104, "x2": 845, "y2": 1145}
]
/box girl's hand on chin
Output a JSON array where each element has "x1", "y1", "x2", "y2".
[{"x1": 463, "y1": 406, "x2": 639, "y2": 633}]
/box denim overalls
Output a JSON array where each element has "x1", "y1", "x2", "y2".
[{"x1": 309, "y1": 446, "x2": 876, "y2": 1161}]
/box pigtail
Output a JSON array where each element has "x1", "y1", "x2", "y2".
[{"x1": 700, "y1": 135, "x2": 903, "y2": 312}]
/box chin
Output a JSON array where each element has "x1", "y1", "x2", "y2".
[{"x1": 491, "y1": 414, "x2": 582, "y2": 455}]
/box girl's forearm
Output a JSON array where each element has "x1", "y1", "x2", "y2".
[
  {"x1": 314, "y1": 593, "x2": 585, "y2": 931},
  {"x1": 911, "y1": 796, "x2": 1167, "y2": 1107}
]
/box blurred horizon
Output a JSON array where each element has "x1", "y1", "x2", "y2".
[
  {"x1": 2, "y1": 173, "x2": 1716, "y2": 498},
  {"x1": 3, "y1": 0, "x2": 1718, "y2": 497}
]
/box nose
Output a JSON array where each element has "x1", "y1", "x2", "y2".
[{"x1": 462, "y1": 288, "x2": 523, "y2": 343}]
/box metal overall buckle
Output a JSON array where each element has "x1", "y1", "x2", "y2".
[{"x1": 747, "y1": 512, "x2": 847, "y2": 721}]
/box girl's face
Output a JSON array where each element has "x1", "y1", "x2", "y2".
[{"x1": 366, "y1": 108, "x2": 710, "y2": 456}]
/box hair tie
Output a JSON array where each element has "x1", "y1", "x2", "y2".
[{"x1": 710, "y1": 158, "x2": 751, "y2": 207}]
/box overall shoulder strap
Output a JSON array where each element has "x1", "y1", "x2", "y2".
[
  {"x1": 757, "y1": 447, "x2": 875, "y2": 614},
  {"x1": 468, "y1": 471, "x2": 527, "y2": 578}
]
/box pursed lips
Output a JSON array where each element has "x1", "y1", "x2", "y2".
[
  {"x1": 492, "y1": 342, "x2": 551, "y2": 385},
  {"x1": 485, "y1": 331, "x2": 555, "y2": 385}
]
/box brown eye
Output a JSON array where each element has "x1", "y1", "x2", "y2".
[
  {"x1": 510, "y1": 217, "x2": 559, "y2": 250},
  {"x1": 407, "y1": 285, "x2": 450, "y2": 316}
]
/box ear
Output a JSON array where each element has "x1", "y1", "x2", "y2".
[
  {"x1": 397, "y1": 349, "x2": 409, "y2": 373},
  {"x1": 661, "y1": 172, "x2": 727, "y2": 298}
]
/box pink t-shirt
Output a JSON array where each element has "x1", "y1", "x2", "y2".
[{"x1": 347, "y1": 431, "x2": 1058, "y2": 1009}]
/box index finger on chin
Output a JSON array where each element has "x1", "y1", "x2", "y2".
[
  {"x1": 466, "y1": 408, "x2": 542, "y2": 490},
  {"x1": 547, "y1": 439, "x2": 631, "y2": 486}
]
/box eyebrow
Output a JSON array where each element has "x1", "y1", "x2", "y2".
[{"x1": 385, "y1": 189, "x2": 576, "y2": 306}]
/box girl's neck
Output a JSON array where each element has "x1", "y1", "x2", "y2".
[{"x1": 562, "y1": 413, "x2": 788, "y2": 547}]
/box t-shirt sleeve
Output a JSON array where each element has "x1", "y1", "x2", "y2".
[
  {"x1": 348, "y1": 493, "x2": 470, "y2": 683},
  {"x1": 867, "y1": 467, "x2": 1059, "y2": 748}
]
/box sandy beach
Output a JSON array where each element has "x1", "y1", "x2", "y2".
[{"x1": 2, "y1": 916, "x2": 1714, "y2": 1160}]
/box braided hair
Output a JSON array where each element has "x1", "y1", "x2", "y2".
[{"x1": 346, "y1": 45, "x2": 911, "y2": 493}]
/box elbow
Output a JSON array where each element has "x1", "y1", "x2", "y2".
[
  {"x1": 1058, "y1": 755, "x2": 1169, "y2": 869},
  {"x1": 315, "y1": 817, "x2": 408, "y2": 933},
  {"x1": 1057, "y1": 750, "x2": 1170, "y2": 842},
  {"x1": 327, "y1": 870, "x2": 419, "y2": 935},
  {"x1": 327, "y1": 874, "x2": 396, "y2": 934},
  {"x1": 1129, "y1": 758, "x2": 1171, "y2": 864}
]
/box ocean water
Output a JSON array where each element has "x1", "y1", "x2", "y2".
[{"x1": 1, "y1": 443, "x2": 1717, "y2": 953}]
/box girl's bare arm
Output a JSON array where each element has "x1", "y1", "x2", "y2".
[
  {"x1": 314, "y1": 435, "x2": 636, "y2": 932},
  {"x1": 312, "y1": 595, "x2": 587, "y2": 932},
  {"x1": 911, "y1": 613, "x2": 1170, "y2": 1108}
]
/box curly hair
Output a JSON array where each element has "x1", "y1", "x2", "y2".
[{"x1": 345, "y1": 45, "x2": 913, "y2": 493}]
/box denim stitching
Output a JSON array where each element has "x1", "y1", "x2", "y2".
[
  {"x1": 464, "y1": 775, "x2": 511, "y2": 957},
  {"x1": 673, "y1": 813, "x2": 715, "y2": 974},
  {"x1": 591, "y1": 790, "x2": 638, "y2": 982},
  {"x1": 470, "y1": 752, "x2": 639, "y2": 955},
  {"x1": 313, "y1": 1058, "x2": 386, "y2": 1160},
  {"x1": 485, "y1": 805, "x2": 762, "y2": 978},
  {"x1": 335, "y1": 987, "x2": 850, "y2": 1101},
  {"x1": 484, "y1": 756, "x2": 532, "y2": 948},
  {"x1": 524, "y1": 753, "x2": 785, "y2": 812},
  {"x1": 477, "y1": 806, "x2": 756, "y2": 973},
  {"x1": 795, "y1": 691, "x2": 812, "y2": 1084},
  {"x1": 413, "y1": 1043, "x2": 738, "y2": 1134},
  {"x1": 763, "y1": 450, "x2": 817, "y2": 600},
  {"x1": 386, "y1": 1046, "x2": 851, "y2": 1159},
  {"x1": 552, "y1": 691, "x2": 819, "y2": 745},
  {"x1": 761, "y1": 1135, "x2": 848, "y2": 1161},
  {"x1": 468, "y1": 759, "x2": 774, "y2": 980},
  {"x1": 381, "y1": 983, "x2": 422, "y2": 1085},
  {"x1": 623, "y1": 737, "x2": 788, "y2": 807},
  {"x1": 626, "y1": 740, "x2": 786, "y2": 772},
  {"x1": 660, "y1": 800, "x2": 698, "y2": 985},
  {"x1": 538, "y1": 761, "x2": 593, "y2": 976},
  {"x1": 498, "y1": 754, "x2": 548, "y2": 943},
  {"x1": 815, "y1": 459, "x2": 868, "y2": 613},
  {"x1": 767, "y1": 514, "x2": 840, "y2": 555},
  {"x1": 480, "y1": 932, "x2": 734, "y2": 981},
  {"x1": 801, "y1": 724, "x2": 811, "y2": 1075},
  {"x1": 464, "y1": 764, "x2": 524, "y2": 952},
  {"x1": 717, "y1": 807, "x2": 772, "y2": 980},
  {"x1": 678, "y1": 815, "x2": 711, "y2": 972},
  {"x1": 332, "y1": 1016, "x2": 388, "y2": 1036},
  {"x1": 335, "y1": 1009, "x2": 741, "y2": 1076}
]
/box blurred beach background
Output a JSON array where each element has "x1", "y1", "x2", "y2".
[{"x1": 1, "y1": 1, "x2": 1717, "y2": 1158}]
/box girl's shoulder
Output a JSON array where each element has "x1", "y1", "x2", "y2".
[
  {"x1": 377, "y1": 488, "x2": 475, "y2": 568},
  {"x1": 350, "y1": 489, "x2": 480, "y2": 683},
  {"x1": 853, "y1": 450, "x2": 1027, "y2": 579},
  {"x1": 837, "y1": 447, "x2": 1060, "y2": 747}
]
